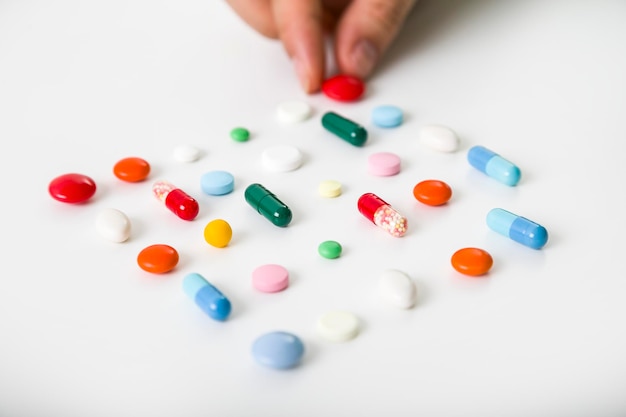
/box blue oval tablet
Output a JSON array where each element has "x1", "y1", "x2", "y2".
[
  {"x1": 200, "y1": 170, "x2": 234, "y2": 196},
  {"x1": 372, "y1": 105, "x2": 403, "y2": 128},
  {"x1": 252, "y1": 331, "x2": 305, "y2": 369}
]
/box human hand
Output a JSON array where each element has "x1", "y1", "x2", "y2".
[{"x1": 225, "y1": 0, "x2": 417, "y2": 93}]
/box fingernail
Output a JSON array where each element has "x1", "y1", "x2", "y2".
[
  {"x1": 293, "y1": 57, "x2": 312, "y2": 93},
  {"x1": 351, "y1": 40, "x2": 378, "y2": 78}
]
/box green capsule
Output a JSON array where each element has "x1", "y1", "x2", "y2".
[
  {"x1": 321, "y1": 111, "x2": 368, "y2": 147},
  {"x1": 244, "y1": 183, "x2": 292, "y2": 227}
]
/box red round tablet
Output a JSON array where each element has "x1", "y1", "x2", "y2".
[
  {"x1": 451, "y1": 247, "x2": 493, "y2": 276},
  {"x1": 413, "y1": 180, "x2": 452, "y2": 206},
  {"x1": 113, "y1": 157, "x2": 150, "y2": 182},
  {"x1": 322, "y1": 74, "x2": 365, "y2": 102},
  {"x1": 137, "y1": 244, "x2": 179, "y2": 274},
  {"x1": 48, "y1": 173, "x2": 96, "y2": 203}
]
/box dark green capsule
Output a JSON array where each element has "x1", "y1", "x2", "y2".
[
  {"x1": 321, "y1": 111, "x2": 368, "y2": 147},
  {"x1": 244, "y1": 183, "x2": 292, "y2": 227}
]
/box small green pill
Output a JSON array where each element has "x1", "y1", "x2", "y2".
[
  {"x1": 318, "y1": 240, "x2": 342, "y2": 259},
  {"x1": 230, "y1": 127, "x2": 250, "y2": 142},
  {"x1": 321, "y1": 111, "x2": 367, "y2": 147},
  {"x1": 244, "y1": 183, "x2": 292, "y2": 227}
]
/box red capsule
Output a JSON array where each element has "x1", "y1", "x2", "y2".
[
  {"x1": 322, "y1": 74, "x2": 365, "y2": 102},
  {"x1": 48, "y1": 173, "x2": 96, "y2": 203},
  {"x1": 152, "y1": 181, "x2": 199, "y2": 221},
  {"x1": 357, "y1": 193, "x2": 407, "y2": 237}
]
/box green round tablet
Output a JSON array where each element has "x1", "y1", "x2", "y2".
[
  {"x1": 318, "y1": 240, "x2": 342, "y2": 259},
  {"x1": 230, "y1": 127, "x2": 250, "y2": 142}
]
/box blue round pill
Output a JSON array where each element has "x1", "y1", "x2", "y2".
[
  {"x1": 372, "y1": 105, "x2": 403, "y2": 128},
  {"x1": 252, "y1": 331, "x2": 305, "y2": 369},
  {"x1": 200, "y1": 170, "x2": 234, "y2": 195}
]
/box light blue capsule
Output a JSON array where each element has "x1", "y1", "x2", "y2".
[
  {"x1": 183, "y1": 273, "x2": 231, "y2": 321},
  {"x1": 467, "y1": 145, "x2": 521, "y2": 186},
  {"x1": 487, "y1": 208, "x2": 548, "y2": 249},
  {"x1": 252, "y1": 331, "x2": 305, "y2": 369},
  {"x1": 372, "y1": 105, "x2": 403, "y2": 128}
]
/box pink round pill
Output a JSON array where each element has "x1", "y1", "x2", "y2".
[
  {"x1": 368, "y1": 152, "x2": 401, "y2": 176},
  {"x1": 252, "y1": 264, "x2": 289, "y2": 293}
]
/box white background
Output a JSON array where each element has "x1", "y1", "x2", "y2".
[{"x1": 1, "y1": 1, "x2": 625, "y2": 416}]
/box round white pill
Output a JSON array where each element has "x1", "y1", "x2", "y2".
[
  {"x1": 276, "y1": 100, "x2": 313, "y2": 124},
  {"x1": 173, "y1": 144, "x2": 201, "y2": 162},
  {"x1": 316, "y1": 311, "x2": 359, "y2": 342},
  {"x1": 262, "y1": 145, "x2": 303, "y2": 172},
  {"x1": 379, "y1": 269, "x2": 417, "y2": 309},
  {"x1": 318, "y1": 180, "x2": 342, "y2": 198},
  {"x1": 419, "y1": 125, "x2": 459, "y2": 152},
  {"x1": 95, "y1": 208, "x2": 131, "y2": 243}
]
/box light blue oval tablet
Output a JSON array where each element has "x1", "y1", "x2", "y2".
[
  {"x1": 372, "y1": 105, "x2": 403, "y2": 128},
  {"x1": 200, "y1": 170, "x2": 234, "y2": 195},
  {"x1": 252, "y1": 331, "x2": 305, "y2": 369}
]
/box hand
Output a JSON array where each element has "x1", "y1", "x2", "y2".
[{"x1": 226, "y1": 0, "x2": 417, "y2": 93}]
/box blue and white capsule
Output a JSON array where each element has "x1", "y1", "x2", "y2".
[
  {"x1": 468, "y1": 146, "x2": 521, "y2": 186},
  {"x1": 183, "y1": 272, "x2": 231, "y2": 321},
  {"x1": 487, "y1": 208, "x2": 548, "y2": 249}
]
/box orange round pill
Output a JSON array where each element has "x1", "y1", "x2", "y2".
[
  {"x1": 137, "y1": 244, "x2": 179, "y2": 274},
  {"x1": 413, "y1": 180, "x2": 452, "y2": 206},
  {"x1": 113, "y1": 157, "x2": 151, "y2": 182},
  {"x1": 451, "y1": 247, "x2": 493, "y2": 276}
]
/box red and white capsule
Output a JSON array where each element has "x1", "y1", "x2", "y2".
[
  {"x1": 357, "y1": 193, "x2": 408, "y2": 237},
  {"x1": 152, "y1": 181, "x2": 199, "y2": 221}
]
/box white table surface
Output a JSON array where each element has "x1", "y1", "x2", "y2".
[{"x1": 1, "y1": 1, "x2": 626, "y2": 416}]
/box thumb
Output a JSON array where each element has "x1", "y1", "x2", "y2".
[{"x1": 334, "y1": 0, "x2": 416, "y2": 79}]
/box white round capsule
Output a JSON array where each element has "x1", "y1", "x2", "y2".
[
  {"x1": 173, "y1": 144, "x2": 201, "y2": 162},
  {"x1": 95, "y1": 208, "x2": 131, "y2": 243},
  {"x1": 276, "y1": 100, "x2": 313, "y2": 124},
  {"x1": 419, "y1": 125, "x2": 459, "y2": 152},
  {"x1": 379, "y1": 269, "x2": 417, "y2": 309},
  {"x1": 261, "y1": 145, "x2": 303, "y2": 172}
]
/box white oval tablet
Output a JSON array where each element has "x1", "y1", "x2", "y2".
[
  {"x1": 419, "y1": 125, "x2": 459, "y2": 152},
  {"x1": 316, "y1": 311, "x2": 359, "y2": 342},
  {"x1": 173, "y1": 144, "x2": 201, "y2": 162},
  {"x1": 262, "y1": 145, "x2": 303, "y2": 172},
  {"x1": 276, "y1": 100, "x2": 313, "y2": 124},
  {"x1": 95, "y1": 208, "x2": 131, "y2": 243},
  {"x1": 379, "y1": 269, "x2": 417, "y2": 309}
]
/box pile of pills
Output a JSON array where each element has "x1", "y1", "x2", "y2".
[{"x1": 48, "y1": 73, "x2": 549, "y2": 370}]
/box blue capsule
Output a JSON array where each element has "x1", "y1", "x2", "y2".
[
  {"x1": 182, "y1": 273, "x2": 231, "y2": 321},
  {"x1": 467, "y1": 145, "x2": 521, "y2": 186},
  {"x1": 487, "y1": 208, "x2": 548, "y2": 249}
]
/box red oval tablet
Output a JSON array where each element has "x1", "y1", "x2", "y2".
[
  {"x1": 322, "y1": 74, "x2": 365, "y2": 102},
  {"x1": 413, "y1": 180, "x2": 452, "y2": 206},
  {"x1": 451, "y1": 247, "x2": 493, "y2": 276},
  {"x1": 137, "y1": 244, "x2": 179, "y2": 274},
  {"x1": 48, "y1": 173, "x2": 96, "y2": 203},
  {"x1": 113, "y1": 157, "x2": 150, "y2": 182}
]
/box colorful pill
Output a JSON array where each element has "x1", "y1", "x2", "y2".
[
  {"x1": 413, "y1": 180, "x2": 452, "y2": 206},
  {"x1": 244, "y1": 183, "x2": 292, "y2": 227},
  {"x1": 137, "y1": 244, "x2": 179, "y2": 274},
  {"x1": 318, "y1": 180, "x2": 342, "y2": 198},
  {"x1": 322, "y1": 74, "x2": 365, "y2": 102},
  {"x1": 252, "y1": 264, "x2": 289, "y2": 293},
  {"x1": 200, "y1": 170, "x2": 234, "y2": 196},
  {"x1": 487, "y1": 208, "x2": 548, "y2": 249},
  {"x1": 252, "y1": 331, "x2": 305, "y2": 369},
  {"x1": 113, "y1": 157, "x2": 150, "y2": 182},
  {"x1": 371, "y1": 105, "x2": 403, "y2": 128},
  {"x1": 318, "y1": 240, "x2": 342, "y2": 259},
  {"x1": 467, "y1": 145, "x2": 521, "y2": 186},
  {"x1": 357, "y1": 193, "x2": 408, "y2": 237},
  {"x1": 321, "y1": 111, "x2": 367, "y2": 147},
  {"x1": 203, "y1": 219, "x2": 232, "y2": 248},
  {"x1": 451, "y1": 247, "x2": 493, "y2": 276},
  {"x1": 152, "y1": 181, "x2": 199, "y2": 221},
  {"x1": 48, "y1": 173, "x2": 96, "y2": 203},
  {"x1": 182, "y1": 272, "x2": 231, "y2": 321},
  {"x1": 230, "y1": 127, "x2": 250, "y2": 142},
  {"x1": 316, "y1": 311, "x2": 359, "y2": 342}
]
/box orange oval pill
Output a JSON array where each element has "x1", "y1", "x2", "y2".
[
  {"x1": 451, "y1": 247, "x2": 493, "y2": 276},
  {"x1": 113, "y1": 157, "x2": 151, "y2": 182},
  {"x1": 137, "y1": 244, "x2": 179, "y2": 273},
  {"x1": 413, "y1": 180, "x2": 452, "y2": 206}
]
